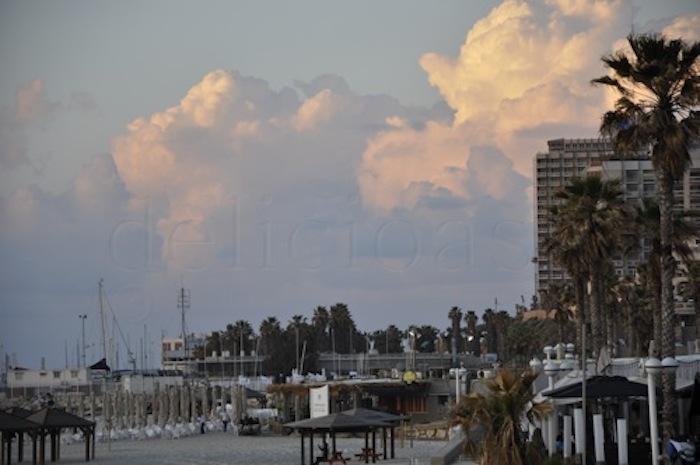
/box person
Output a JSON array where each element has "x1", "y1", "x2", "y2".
[
  {"x1": 555, "y1": 433, "x2": 563, "y2": 453},
  {"x1": 198, "y1": 414, "x2": 206, "y2": 434},
  {"x1": 221, "y1": 408, "x2": 230, "y2": 432},
  {"x1": 314, "y1": 438, "x2": 329, "y2": 465}
]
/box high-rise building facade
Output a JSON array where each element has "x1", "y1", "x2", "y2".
[
  {"x1": 534, "y1": 138, "x2": 699, "y2": 315},
  {"x1": 534, "y1": 138, "x2": 615, "y2": 292}
]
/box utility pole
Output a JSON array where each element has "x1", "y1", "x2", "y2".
[
  {"x1": 177, "y1": 285, "x2": 191, "y2": 363},
  {"x1": 79, "y1": 314, "x2": 87, "y2": 367},
  {"x1": 98, "y1": 279, "x2": 107, "y2": 361}
]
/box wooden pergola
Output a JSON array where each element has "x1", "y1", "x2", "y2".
[
  {"x1": 0, "y1": 411, "x2": 40, "y2": 465},
  {"x1": 25, "y1": 408, "x2": 96, "y2": 465},
  {"x1": 286, "y1": 412, "x2": 391, "y2": 465},
  {"x1": 337, "y1": 408, "x2": 406, "y2": 461}
]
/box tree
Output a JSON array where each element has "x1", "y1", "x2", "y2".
[
  {"x1": 683, "y1": 261, "x2": 700, "y2": 348},
  {"x1": 547, "y1": 175, "x2": 627, "y2": 360},
  {"x1": 329, "y1": 303, "x2": 358, "y2": 354},
  {"x1": 415, "y1": 325, "x2": 439, "y2": 353},
  {"x1": 448, "y1": 307, "x2": 463, "y2": 366},
  {"x1": 451, "y1": 369, "x2": 550, "y2": 465},
  {"x1": 372, "y1": 325, "x2": 403, "y2": 354},
  {"x1": 633, "y1": 197, "x2": 696, "y2": 355},
  {"x1": 540, "y1": 281, "x2": 575, "y2": 342},
  {"x1": 312, "y1": 306, "x2": 331, "y2": 352},
  {"x1": 464, "y1": 311, "x2": 479, "y2": 355},
  {"x1": 593, "y1": 32, "x2": 700, "y2": 455}
]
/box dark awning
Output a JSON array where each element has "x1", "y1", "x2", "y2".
[
  {"x1": 340, "y1": 407, "x2": 406, "y2": 424},
  {"x1": 5, "y1": 407, "x2": 32, "y2": 418},
  {"x1": 285, "y1": 412, "x2": 389, "y2": 431},
  {"x1": 544, "y1": 376, "x2": 652, "y2": 399},
  {"x1": 0, "y1": 411, "x2": 40, "y2": 432},
  {"x1": 27, "y1": 408, "x2": 95, "y2": 429}
]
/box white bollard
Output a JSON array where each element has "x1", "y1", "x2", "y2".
[
  {"x1": 617, "y1": 418, "x2": 628, "y2": 465},
  {"x1": 563, "y1": 415, "x2": 572, "y2": 459},
  {"x1": 574, "y1": 408, "x2": 584, "y2": 458},
  {"x1": 593, "y1": 414, "x2": 605, "y2": 464}
]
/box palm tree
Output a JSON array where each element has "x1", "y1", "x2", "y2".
[
  {"x1": 448, "y1": 306, "x2": 462, "y2": 367},
  {"x1": 540, "y1": 281, "x2": 575, "y2": 342},
  {"x1": 633, "y1": 197, "x2": 696, "y2": 355},
  {"x1": 593, "y1": 33, "x2": 700, "y2": 446},
  {"x1": 451, "y1": 369, "x2": 550, "y2": 465},
  {"x1": 682, "y1": 261, "x2": 700, "y2": 350},
  {"x1": 547, "y1": 175, "x2": 627, "y2": 360},
  {"x1": 464, "y1": 311, "x2": 478, "y2": 355}
]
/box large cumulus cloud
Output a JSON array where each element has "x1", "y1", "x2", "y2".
[{"x1": 359, "y1": 0, "x2": 634, "y2": 214}]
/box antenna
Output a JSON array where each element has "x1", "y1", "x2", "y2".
[{"x1": 177, "y1": 284, "x2": 191, "y2": 360}]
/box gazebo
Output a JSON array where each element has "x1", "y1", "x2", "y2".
[
  {"x1": 285, "y1": 413, "x2": 390, "y2": 464},
  {"x1": 0, "y1": 410, "x2": 40, "y2": 465},
  {"x1": 26, "y1": 408, "x2": 96, "y2": 465},
  {"x1": 339, "y1": 408, "x2": 405, "y2": 460}
]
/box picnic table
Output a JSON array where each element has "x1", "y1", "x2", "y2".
[
  {"x1": 355, "y1": 448, "x2": 380, "y2": 463},
  {"x1": 326, "y1": 451, "x2": 348, "y2": 464}
]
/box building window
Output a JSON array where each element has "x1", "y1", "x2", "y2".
[
  {"x1": 162, "y1": 343, "x2": 170, "y2": 352},
  {"x1": 70, "y1": 370, "x2": 79, "y2": 378},
  {"x1": 53, "y1": 371, "x2": 61, "y2": 379},
  {"x1": 14, "y1": 372, "x2": 23, "y2": 381}
]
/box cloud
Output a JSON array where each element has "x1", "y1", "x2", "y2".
[
  {"x1": 0, "y1": 79, "x2": 98, "y2": 170},
  {"x1": 359, "y1": 0, "x2": 633, "y2": 214},
  {"x1": 15, "y1": 79, "x2": 60, "y2": 123}
]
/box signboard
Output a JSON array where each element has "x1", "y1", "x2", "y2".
[{"x1": 309, "y1": 385, "x2": 329, "y2": 418}]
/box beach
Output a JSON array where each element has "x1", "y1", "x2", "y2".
[{"x1": 41, "y1": 433, "x2": 447, "y2": 465}]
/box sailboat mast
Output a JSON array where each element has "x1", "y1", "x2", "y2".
[{"x1": 98, "y1": 278, "x2": 107, "y2": 361}]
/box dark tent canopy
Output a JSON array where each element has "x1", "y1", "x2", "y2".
[
  {"x1": 340, "y1": 407, "x2": 405, "y2": 424},
  {"x1": 285, "y1": 412, "x2": 388, "y2": 431},
  {"x1": 5, "y1": 407, "x2": 32, "y2": 418},
  {"x1": 27, "y1": 408, "x2": 95, "y2": 428},
  {"x1": 544, "y1": 376, "x2": 651, "y2": 399},
  {"x1": 0, "y1": 411, "x2": 40, "y2": 432}
]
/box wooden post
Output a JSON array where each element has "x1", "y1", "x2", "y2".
[
  {"x1": 332, "y1": 432, "x2": 336, "y2": 455},
  {"x1": 390, "y1": 427, "x2": 395, "y2": 459},
  {"x1": 371, "y1": 430, "x2": 376, "y2": 463},
  {"x1": 382, "y1": 428, "x2": 387, "y2": 460},
  {"x1": 32, "y1": 433, "x2": 37, "y2": 465},
  {"x1": 300, "y1": 431, "x2": 305, "y2": 465},
  {"x1": 7, "y1": 432, "x2": 12, "y2": 465},
  {"x1": 18, "y1": 432, "x2": 23, "y2": 462},
  {"x1": 84, "y1": 430, "x2": 89, "y2": 462},
  {"x1": 364, "y1": 431, "x2": 369, "y2": 464},
  {"x1": 55, "y1": 429, "x2": 60, "y2": 461},
  {"x1": 2, "y1": 432, "x2": 6, "y2": 465},
  {"x1": 39, "y1": 432, "x2": 45, "y2": 465},
  {"x1": 91, "y1": 429, "x2": 95, "y2": 460},
  {"x1": 309, "y1": 432, "x2": 314, "y2": 465}
]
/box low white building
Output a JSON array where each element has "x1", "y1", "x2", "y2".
[
  {"x1": 7, "y1": 367, "x2": 91, "y2": 391},
  {"x1": 118, "y1": 372, "x2": 184, "y2": 394}
]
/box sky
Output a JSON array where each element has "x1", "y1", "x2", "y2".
[{"x1": 1, "y1": 0, "x2": 699, "y2": 369}]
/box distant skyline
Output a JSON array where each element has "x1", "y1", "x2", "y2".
[{"x1": 1, "y1": 0, "x2": 699, "y2": 368}]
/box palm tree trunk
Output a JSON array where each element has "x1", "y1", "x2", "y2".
[
  {"x1": 650, "y1": 263, "x2": 663, "y2": 357},
  {"x1": 694, "y1": 283, "x2": 700, "y2": 353},
  {"x1": 589, "y1": 266, "x2": 603, "y2": 364},
  {"x1": 657, "y1": 169, "x2": 677, "y2": 452},
  {"x1": 575, "y1": 278, "x2": 585, "y2": 358}
]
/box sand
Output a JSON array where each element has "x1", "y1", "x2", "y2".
[{"x1": 22, "y1": 432, "x2": 447, "y2": 465}]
